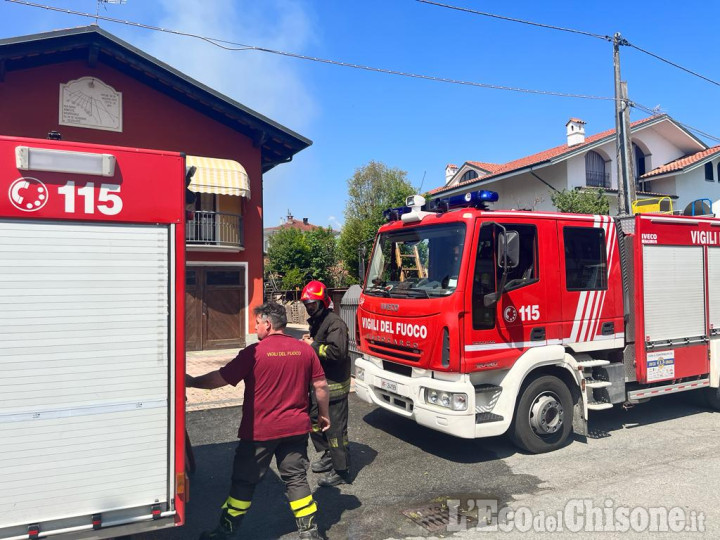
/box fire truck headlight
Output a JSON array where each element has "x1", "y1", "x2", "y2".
[
  {"x1": 355, "y1": 366, "x2": 365, "y2": 381},
  {"x1": 451, "y1": 393, "x2": 468, "y2": 411},
  {"x1": 425, "y1": 389, "x2": 468, "y2": 411},
  {"x1": 440, "y1": 392, "x2": 451, "y2": 408}
]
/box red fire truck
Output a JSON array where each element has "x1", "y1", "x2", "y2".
[
  {"x1": 354, "y1": 191, "x2": 720, "y2": 453},
  {"x1": 0, "y1": 136, "x2": 187, "y2": 539}
]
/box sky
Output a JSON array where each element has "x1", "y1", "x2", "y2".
[{"x1": 2, "y1": 0, "x2": 719, "y2": 229}]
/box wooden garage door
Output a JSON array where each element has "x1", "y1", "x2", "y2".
[{"x1": 186, "y1": 267, "x2": 245, "y2": 351}]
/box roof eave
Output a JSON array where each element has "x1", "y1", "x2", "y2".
[
  {"x1": 0, "y1": 26, "x2": 312, "y2": 171},
  {"x1": 432, "y1": 160, "x2": 556, "y2": 198}
]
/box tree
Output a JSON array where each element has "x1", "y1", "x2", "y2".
[
  {"x1": 306, "y1": 226, "x2": 340, "y2": 285},
  {"x1": 551, "y1": 188, "x2": 610, "y2": 215},
  {"x1": 266, "y1": 226, "x2": 342, "y2": 289},
  {"x1": 339, "y1": 161, "x2": 417, "y2": 281},
  {"x1": 266, "y1": 228, "x2": 310, "y2": 289}
]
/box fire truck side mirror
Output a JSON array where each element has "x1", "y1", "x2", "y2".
[
  {"x1": 185, "y1": 165, "x2": 197, "y2": 206},
  {"x1": 497, "y1": 230, "x2": 520, "y2": 269}
]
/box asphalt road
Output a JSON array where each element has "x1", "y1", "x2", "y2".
[{"x1": 134, "y1": 392, "x2": 720, "y2": 539}]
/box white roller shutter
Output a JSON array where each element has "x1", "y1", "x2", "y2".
[
  {"x1": 0, "y1": 219, "x2": 171, "y2": 535},
  {"x1": 708, "y1": 247, "x2": 720, "y2": 332},
  {"x1": 642, "y1": 244, "x2": 706, "y2": 342}
]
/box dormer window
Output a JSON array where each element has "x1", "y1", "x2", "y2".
[{"x1": 460, "y1": 170, "x2": 479, "y2": 183}]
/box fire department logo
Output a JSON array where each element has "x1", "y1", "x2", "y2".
[
  {"x1": 503, "y1": 306, "x2": 518, "y2": 323},
  {"x1": 8, "y1": 177, "x2": 48, "y2": 212}
]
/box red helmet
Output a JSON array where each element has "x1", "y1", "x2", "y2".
[{"x1": 301, "y1": 280, "x2": 330, "y2": 308}]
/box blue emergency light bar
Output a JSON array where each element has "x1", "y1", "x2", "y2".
[
  {"x1": 382, "y1": 206, "x2": 412, "y2": 221},
  {"x1": 383, "y1": 190, "x2": 498, "y2": 221},
  {"x1": 429, "y1": 190, "x2": 499, "y2": 213}
]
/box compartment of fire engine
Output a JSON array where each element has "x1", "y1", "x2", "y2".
[{"x1": 637, "y1": 242, "x2": 709, "y2": 384}]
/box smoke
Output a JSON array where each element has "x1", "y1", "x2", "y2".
[{"x1": 135, "y1": 0, "x2": 318, "y2": 132}]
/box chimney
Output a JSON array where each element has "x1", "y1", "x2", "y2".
[
  {"x1": 566, "y1": 118, "x2": 586, "y2": 146},
  {"x1": 303, "y1": 218, "x2": 308, "y2": 225},
  {"x1": 445, "y1": 163, "x2": 459, "y2": 185}
]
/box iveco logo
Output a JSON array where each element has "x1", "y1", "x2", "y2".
[{"x1": 380, "y1": 303, "x2": 400, "y2": 312}]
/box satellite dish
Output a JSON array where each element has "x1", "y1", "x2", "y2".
[{"x1": 683, "y1": 199, "x2": 713, "y2": 216}]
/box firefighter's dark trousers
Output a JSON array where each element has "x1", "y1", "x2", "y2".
[
  {"x1": 223, "y1": 433, "x2": 317, "y2": 521},
  {"x1": 310, "y1": 395, "x2": 350, "y2": 471}
]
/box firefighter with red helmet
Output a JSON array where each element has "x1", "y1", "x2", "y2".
[{"x1": 301, "y1": 280, "x2": 352, "y2": 487}]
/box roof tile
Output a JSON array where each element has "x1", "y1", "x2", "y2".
[
  {"x1": 641, "y1": 145, "x2": 720, "y2": 178},
  {"x1": 431, "y1": 115, "x2": 662, "y2": 195}
]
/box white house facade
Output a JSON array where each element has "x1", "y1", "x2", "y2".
[{"x1": 433, "y1": 115, "x2": 720, "y2": 216}]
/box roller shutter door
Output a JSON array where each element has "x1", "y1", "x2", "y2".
[
  {"x1": 0, "y1": 219, "x2": 172, "y2": 537},
  {"x1": 707, "y1": 247, "x2": 720, "y2": 333},
  {"x1": 642, "y1": 244, "x2": 705, "y2": 342}
]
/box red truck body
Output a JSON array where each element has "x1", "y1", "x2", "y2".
[
  {"x1": 355, "y1": 192, "x2": 719, "y2": 452},
  {"x1": 0, "y1": 136, "x2": 187, "y2": 539}
]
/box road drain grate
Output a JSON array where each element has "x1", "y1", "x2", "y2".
[{"x1": 402, "y1": 502, "x2": 476, "y2": 532}]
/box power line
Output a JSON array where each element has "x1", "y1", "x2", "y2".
[
  {"x1": 417, "y1": 0, "x2": 720, "y2": 89},
  {"x1": 5, "y1": 0, "x2": 719, "y2": 143},
  {"x1": 631, "y1": 102, "x2": 720, "y2": 143},
  {"x1": 3, "y1": 0, "x2": 616, "y2": 102},
  {"x1": 416, "y1": 0, "x2": 611, "y2": 41},
  {"x1": 626, "y1": 43, "x2": 720, "y2": 88}
]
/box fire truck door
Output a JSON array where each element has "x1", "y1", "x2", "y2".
[
  {"x1": 558, "y1": 217, "x2": 619, "y2": 346},
  {"x1": 466, "y1": 218, "x2": 559, "y2": 370}
]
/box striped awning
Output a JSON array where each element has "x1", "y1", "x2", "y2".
[{"x1": 186, "y1": 155, "x2": 250, "y2": 198}]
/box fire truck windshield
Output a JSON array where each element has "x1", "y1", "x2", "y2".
[{"x1": 364, "y1": 223, "x2": 466, "y2": 298}]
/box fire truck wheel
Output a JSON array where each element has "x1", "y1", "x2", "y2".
[{"x1": 509, "y1": 375, "x2": 573, "y2": 454}]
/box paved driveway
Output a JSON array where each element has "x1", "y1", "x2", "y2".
[{"x1": 134, "y1": 391, "x2": 720, "y2": 539}]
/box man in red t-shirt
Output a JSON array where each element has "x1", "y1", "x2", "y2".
[{"x1": 186, "y1": 302, "x2": 330, "y2": 540}]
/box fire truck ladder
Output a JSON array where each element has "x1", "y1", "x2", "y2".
[{"x1": 395, "y1": 244, "x2": 427, "y2": 282}]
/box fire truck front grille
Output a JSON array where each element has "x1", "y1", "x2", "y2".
[
  {"x1": 382, "y1": 361, "x2": 412, "y2": 377},
  {"x1": 367, "y1": 340, "x2": 422, "y2": 362},
  {"x1": 377, "y1": 388, "x2": 414, "y2": 413}
]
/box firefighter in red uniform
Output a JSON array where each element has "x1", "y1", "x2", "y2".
[
  {"x1": 186, "y1": 302, "x2": 330, "y2": 540},
  {"x1": 300, "y1": 280, "x2": 352, "y2": 487}
]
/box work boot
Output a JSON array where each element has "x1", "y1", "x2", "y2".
[
  {"x1": 311, "y1": 451, "x2": 333, "y2": 473},
  {"x1": 317, "y1": 469, "x2": 351, "y2": 487},
  {"x1": 296, "y1": 514, "x2": 321, "y2": 539},
  {"x1": 199, "y1": 510, "x2": 243, "y2": 540}
]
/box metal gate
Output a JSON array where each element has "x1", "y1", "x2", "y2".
[{"x1": 339, "y1": 285, "x2": 362, "y2": 373}]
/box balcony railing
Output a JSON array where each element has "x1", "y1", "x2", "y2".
[
  {"x1": 186, "y1": 211, "x2": 244, "y2": 248},
  {"x1": 586, "y1": 171, "x2": 611, "y2": 188}
]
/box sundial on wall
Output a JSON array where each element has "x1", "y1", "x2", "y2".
[{"x1": 59, "y1": 77, "x2": 123, "y2": 133}]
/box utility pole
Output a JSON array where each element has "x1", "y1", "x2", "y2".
[
  {"x1": 613, "y1": 32, "x2": 634, "y2": 215},
  {"x1": 621, "y1": 81, "x2": 636, "y2": 203}
]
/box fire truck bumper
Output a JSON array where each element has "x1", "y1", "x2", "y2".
[{"x1": 354, "y1": 357, "x2": 507, "y2": 439}]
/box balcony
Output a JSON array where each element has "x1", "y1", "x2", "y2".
[
  {"x1": 586, "y1": 171, "x2": 610, "y2": 188},
  {"x1": 186, "y1": 211, "x2": 244, "y2": 249}
]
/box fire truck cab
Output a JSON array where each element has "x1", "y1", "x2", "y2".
[{"x1": 354, "y1": 191, "x2": 720, "y2": 453}]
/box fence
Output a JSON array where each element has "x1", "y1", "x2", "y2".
[
  {"x1": 265, "y1": 285, "x2": 362, "y2": 373},
  {"x1": 186, "y1": 211, "x2": 244, "y2": 247},
  {"x1": 338, "y1": 285, "x2": 362, "y2": 372}
]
